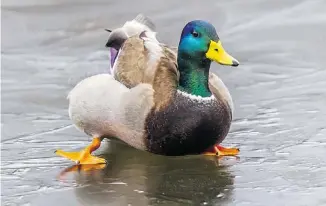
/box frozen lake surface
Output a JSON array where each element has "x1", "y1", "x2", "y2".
[{"x1": 2, "y1": 0, "x2": 326, "y2": 205}]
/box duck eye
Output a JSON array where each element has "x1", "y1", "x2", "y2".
[{"x1": 192, "y1": 30, "x2": 199, "y2": 37}]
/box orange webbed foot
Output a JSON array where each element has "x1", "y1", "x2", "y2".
[
  {"x1": 55, "y1": 137, "x2": 106, "y2": 165},
  {"x1": 203, "y1": 144, "x2": 239, "y2": 156}
]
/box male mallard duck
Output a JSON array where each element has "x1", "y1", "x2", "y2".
[{"x1": 55, "y1": 15, "x2": 240, "y2": 165}]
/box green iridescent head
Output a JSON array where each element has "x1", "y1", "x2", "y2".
[
  {"x1": 177, "y1": 20, "x2": 239, "y2": 97},
  {"x1": 178, "y1": 20, "x2": 239, "y2": 66}
]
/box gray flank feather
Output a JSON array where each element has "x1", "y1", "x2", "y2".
[{"x1": 134, "y1": 13, "x2": 156, "y2": 32}]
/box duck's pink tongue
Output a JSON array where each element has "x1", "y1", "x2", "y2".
[{"x1": 110, "y1": 47, "x2": 118, "y2": 69}]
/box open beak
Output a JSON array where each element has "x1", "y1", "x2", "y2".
[{"x1": 205, "y1": 40, "x2": 239, "y2": 67}]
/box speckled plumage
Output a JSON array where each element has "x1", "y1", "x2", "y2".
[{"x1": 145, "y1": 91, "x2": 231, "y2": 155}]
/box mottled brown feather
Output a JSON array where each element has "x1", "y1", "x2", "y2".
[
  {"x1": 151, "y1": 56, "x2": 179, "y2": 111},
  {"x1": 113, "y1": 37, "x2": 147, "y2": 88}
]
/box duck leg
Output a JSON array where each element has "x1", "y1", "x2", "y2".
[
  {"x1": 203, "y1": 144, "x2": 239, "y2": 156},
  {"x1": 55, "y1": 137, "x2": 106, "y2": 165}
]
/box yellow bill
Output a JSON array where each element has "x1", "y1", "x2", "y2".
[{"x1": 206, "y1": 40, "x2": 239, "y2": 66}]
